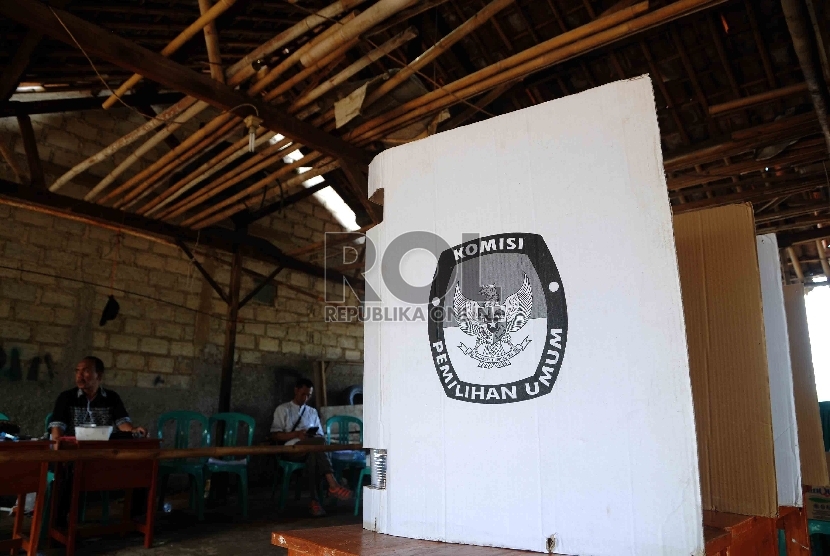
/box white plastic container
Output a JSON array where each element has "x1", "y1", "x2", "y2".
[{"x1": 74, "y1": 425, "x2": 112, "y2": 441}]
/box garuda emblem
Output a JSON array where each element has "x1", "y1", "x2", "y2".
[{"x1": 453, "y1": 274, "x2": 533, "y2": 369}]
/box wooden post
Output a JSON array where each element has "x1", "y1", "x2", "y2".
[
  {"x1": 16, "y1": 114, "x2": 44, "y2": 188},
  {"x1": 218, "y1": 236, "x2": 243, "y2": 415}
]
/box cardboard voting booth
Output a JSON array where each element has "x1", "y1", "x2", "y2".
[
  {"x1": 784, "y1": 284, "x2": 829, "y2": 487},
  {"x1": 756, "y1": 233, "x2": 802, "y2": 507},
  {"x1": 673, "y1": 205, "x2": 778, "y2": 518},
  {"x1": 363, "y1": 77, "x2": 704, "y2": 554}
]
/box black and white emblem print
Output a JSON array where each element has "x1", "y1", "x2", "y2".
[{"x1": 428, "y1": 233, "x2": 567, "y2": 404}]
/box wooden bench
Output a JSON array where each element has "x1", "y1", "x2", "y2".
[{"x1": 0, "y1": 441, "x2": 51, "y2": 556}]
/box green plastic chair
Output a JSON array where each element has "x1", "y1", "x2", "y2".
[
  {"x1": 325, "y1": 416, "x2": 365, "y2": 484},
  {"x1": 157, "y1": 411, "x2": 210, "y2": 521},
  {"x1": 273, "y1": 458, "x2": 306, "y2": 511},
  {"x1": 0, "y1": 412, "x2": 9, "y2": 421},
  {"x1": 206, "y1": 413, "x2": 254, "y2": 518}
]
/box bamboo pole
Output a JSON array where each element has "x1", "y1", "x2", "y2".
[
  {"x1": 86, "y1": 101, "x2": 213, "y2": 202},
  {"x1": 51, "y1": 97, "x2": 198, "y2": 194},
  {"x1": 162, "y1": 137, "x2": 296, "y2": 219},
  {"x1": 102, "y1": 0, "x2": 238, "y2": 109},
  {"x1": 248, "y1": 12, "x2": 358, "y2": 96},
  {"x1": 291, "y1": 26, "x2": 418, "y2": 112},
  {"x1": 787, "y1": 246, "x2": 805, "y2": 282},
  {"x1": 198, "y1": 0, "x2": 225, "y2": 83},
  {"x1": 85, "y1": 101, "x2": 210, "y2": 201},
  {"x1": 184, "y1": 152, "x2": 324, "y2": 227},
  {"x1": 0, "y1": 443, "x2": 362, "y2": 464},
  {"x1": 346, "y1": 0, "x2": 660, "y2": 143},
  {"x1": 111, "y1": 115, "x2": 242, "y2": 209},
  {"x1": 817, "y1": 239, "x2": 830, "y2": 278},
  {"x1": 98, "y1": 111, "x2": 237, "y2": 205},
  {"x1": 361, "y1": 0, "x2": 515, "y2": 111},
  {"x1": 225, "y1": 0, "x2": 370, "y2": 88},
  {"x1": 194, "y1": 158, "x2": 339, "y2": 229},
  {"x1": 262, "y1": 37, "x2": 360, "y2": 102},
  {"x1": 299, "y1": 0, "x2": 419, "y2": 68},
  {"x1": 709, "y1": 82, "x2": 809, "y2": 116},
  {"x1": 0, "y1": 139, "x2": 27, "y2": 183},
  {"x1": 141, "y1": 130, "x2": 277, "y2": 217},
  {"x1": 131, "y1": 14, "x2": 354, "y2": 212},
  {"x1": 122, "y1": 116, "x2": 243, "y2": 210},
  {"x1": 55, "y1": 1, "x2": 364, "y2": 199}
]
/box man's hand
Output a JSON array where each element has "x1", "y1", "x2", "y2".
[
  {"x1": 132, "y1": 426, "x2": 147, "y2": 437},
  {"x1": 295, "y1": 430, "x2": 308, "y2": 439}
]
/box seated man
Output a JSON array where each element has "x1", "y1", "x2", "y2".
[
  {"x1": 270, "y1": 377, "x2": 352, "y2": 516},
  {"x1": 49, "y1": 356, "x2": 146, "y2": 440}
]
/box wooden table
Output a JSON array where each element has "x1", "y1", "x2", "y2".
[
  {"x1": 48, "y1": 438, "x2": 160, "y2": 556},
  {"x1": 0, "y1": 441, "x2": 51, "y2": 556},
  {"x1": 273, "y1": 518, "x2": 793, "y2": 556},
  {"x1": 272, "y1": 526, "x2": 540, "y2": 555}
]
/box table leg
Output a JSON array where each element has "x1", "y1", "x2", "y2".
[
  {"x1": 13, "y1": 494, "x2": 25, "y2": 543},
  {"x1": 122, "y1": 489, "x2": 134, "y2": 537},
  {"x1": 143, "y1": 461, "x2": 159, "y2": 548},
  {"x1": 26, "y1": 463, "x2": 49, "y2": 556},
  {"x1": 66, "y1": 463, "x2": 83, "y2": 556}
]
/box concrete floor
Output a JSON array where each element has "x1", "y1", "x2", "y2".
[{"x1": 1, "y1": 485, "x2": 361, "y2": 556}]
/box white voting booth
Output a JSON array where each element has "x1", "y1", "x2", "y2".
[
  {"x1": 362, "y1": 77, "x2": 704, "y2": 554},
  {"x1": 756, "y1": 233, "x2": 802, "y2": 507}
]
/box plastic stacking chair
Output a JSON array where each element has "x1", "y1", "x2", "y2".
[
  {"x1": 157, "y1": 411, "x2": 210, "y2": 521},
  {"x1": 206, "y1": 413, "x2": 254, "y2": 518},
  {"x1": 354, "y1": 466, "x2": 371, "y2": 516},
  {"x1": 273, "y1": 458, "x2": 306, "y2": 511},
  {"x1": 325, "y1": 416, "x2": 365, "y2": 485}
]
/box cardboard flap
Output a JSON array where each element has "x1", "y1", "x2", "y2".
[
  {"x1": 784, "y1": 284, "x2": 829, "y2": 486},
  {"x1": 674, "y1": 204, "x2": 777, "y2": 517}
]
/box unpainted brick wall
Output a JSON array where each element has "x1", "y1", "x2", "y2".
[{"x1": 0, "y1": 100, "x2": 364, "y2": 440}]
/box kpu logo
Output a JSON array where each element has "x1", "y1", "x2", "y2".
[{"x1": 428, "y1": 233, "x2": 567, "y2": 404}]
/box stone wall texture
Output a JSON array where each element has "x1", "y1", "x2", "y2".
[{"x1": 0, "y1": 98, "x2": 364, "y2": 443}]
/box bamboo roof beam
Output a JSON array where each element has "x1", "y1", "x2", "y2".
[
  {"x1": 121, "y1": 116, "x2": 244, "y2": 210},
  {"x1": 247, "y1": 12, "x2": 358, "y2": 96},
  {"x1": 709, "y1": 83, "x2": 810, "y2": 116},
  {"x1": 85, "y1": 100, "x2": 212, "y2": 202},
  {"x1": 194, "y1": 159, "x2": 341, "y2": 229},
  {"x1": 290, "y1": 26, "x2": 419, "y2": 112},
  {"x1": 102, "y1": 0, "x2": 239, "y2": 109},
  {"x1": 346, "y1": 0, "x2": 731, "y2": 145},
  {"x1": 160, "y1": 137, "x2": 296, "y2": 219},
  {"x1": 226, "y1": 0, "x2": 370, "y2": 88},
  {"x1": 142, "y1": 130, "x2": 278, "y2": 217},
  {"x1": 99, "y1": 112, "x2": 239, "y2": 206},
  {"x1": 50, "y1": 97, "x2": 198, "y2": 194},
  {"x1": 182, "y1": 152, "x2": 324, "y2": 227},
  {"x1": 360, "y1": 0, "x2": 516, "y2": 111},
  {"x1": 198, "y1": 0, "x2": 225, "y2": 83},
  {"x1": 262, "y1": 37, "x2": 359, "y2": 102},
  {"x1": 787, "y1": 246, "x2": 805, "y2": 282},
  {"x1": 1, "y1": 1, "x2": 372, "y2": 170},
  {"x1": 817, "y1": 239, "x2": 830, "y2": 277},
  {"x1": 299, "y1": 0, "x2": 420, "y2": 68}
]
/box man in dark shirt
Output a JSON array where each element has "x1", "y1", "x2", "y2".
[{"x1": 49, "y1": 356, "x2": 146, "y2": 439}]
